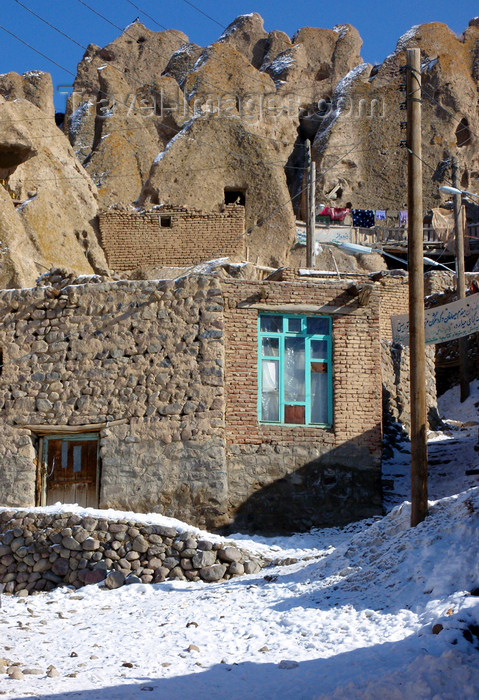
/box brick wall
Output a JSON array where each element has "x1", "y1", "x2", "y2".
[
  {"x1": 99, "y1": 205, "x2": 245, "y2": 270},
  {"x1": 374, "y1": 272, "x2": 410, "y2": 340},
  {"x1": 268, "y1": 268, "x2": 410, "y2": 342},
  {"x1": 220, "y1": 277, "x2": 383, "y2": 532}
]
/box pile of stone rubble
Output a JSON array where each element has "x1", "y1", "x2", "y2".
[{"x1": 0, "y1": 510, "x2": 268, "y2": 596}]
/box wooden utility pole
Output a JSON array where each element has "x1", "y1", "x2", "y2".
[
  {"x1": 407, "y1": 47, "x2": 428, "y2": 527},
  {"x1": 452, "y1": 157, "x2": 470, "y2": 402},
  {"x1": 306, "y1": 140, "x2": 315, "y2": 268}
]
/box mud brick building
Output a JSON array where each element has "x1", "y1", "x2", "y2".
[
  {"x1": 99, "y1": 205, "x2": 245, "y2": 270},
  {"x1": 0, "y1": 270, "x2": 416, "y2": 533}
]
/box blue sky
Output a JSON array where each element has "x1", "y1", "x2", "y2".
[{"x1": 0, "y1": 0, "x2": 477, "y2": 111}]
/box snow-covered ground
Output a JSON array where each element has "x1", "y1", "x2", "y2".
[{"x1": 1, "y1": 382, "x2": 479, "y2": 698}]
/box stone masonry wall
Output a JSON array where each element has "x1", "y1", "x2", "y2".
[
  {"x1": 381, "y1": 340, "x2": 439, "y2": 435},
  {"x1": 220, "y1": 278, "x2": 383, "y2": 532},
  {"x1": 0, "y1": 275, "x2": 228, "y2": 529},
  {"x1": 0, "y1": 509, "x2": 266, "y2": 596},
  {"x1": 0, "y1": 272, "x2": 387, "y2": 535},
  {"x1": 424, "y1": 270, "x2": 479, "y2": 297},
  {"x1": 99, "y1": 205, "x2": 245, "y2": 270}
]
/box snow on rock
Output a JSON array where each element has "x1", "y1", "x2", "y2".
[
  {"x1": 334, "y1": 62, "x2": 370, "y2": 97},
  {"x1": 332, "y1": 24, "x2": 350, "y2": 39},
  {"x1": 386, "y1": 24, "x2": 420, "y2": 59}
]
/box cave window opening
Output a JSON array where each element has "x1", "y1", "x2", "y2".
[
  {"x1": 224, "y1": 189, "x2": 246, "y2": 206},
  {"x1": 456, "y1": 118, "x2": 471, "y2": 148}
]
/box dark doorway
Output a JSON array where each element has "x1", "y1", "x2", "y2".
[{"x1": 224, "y1": 188, "x2": 246, "y2": 206}]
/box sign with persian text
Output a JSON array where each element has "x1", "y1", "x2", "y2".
[
  {"x1": 391, "y1": 294, "x2": 479, "y2": 345},
  {"x1": 295, "y1": 224, "x2": 352, "y2": 246}
]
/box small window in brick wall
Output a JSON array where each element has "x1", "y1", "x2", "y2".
[
  {"x1": 159, "y1": 215, "x2": 172, "y2": 228},
  {"x1": 258, "y1": 314, "x2": 332, "y2": 426},
  {"x1": 0, "y1": 348, "x2": 3, "y2": 376}
]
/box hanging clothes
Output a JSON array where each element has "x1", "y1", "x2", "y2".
[
  {"x1": 399, "y1": 210, "x2": 408, "y2": 227},
  {"x1": 375, "y1": 210, "x2": 386, "y2": 221},
  {"x1": 316, "y1": 206, "x2": 350, "y2": 222},
  {"x1": 352, "y1": 209, "x2": 375, "y2": 228}
]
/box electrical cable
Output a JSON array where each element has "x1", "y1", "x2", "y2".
[
  {"x1": 3, "y1": 0, "x2": 380, "y2": 158},
  {"x1": 74, "y1": 0, "x2": 343, "y2": 104},
  {"x1": 0, "y1": 23, "x2": 76, "y2": 77},
  {"x1": 122, "y1": 0, "x2": 168, "y2": 31},
  {"x1": 12, "y1": 0, "x2": 86, "y2": 49},
  {"x1": 3, "y1": 0, "x2": 399, "y2": 201},
  {"x1": 4, "y1": 9, "x2": 468, "y2": 271},
  {"x1": 2, "y1": 1, "x2": 312, "y2": 171},
  {"x1": 178, "y1": 0, "x2": 224, "y2": 29}
]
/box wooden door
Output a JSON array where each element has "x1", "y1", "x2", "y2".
[{"x1": 43, "y1": 434, "x2": 99, "y2": 507}]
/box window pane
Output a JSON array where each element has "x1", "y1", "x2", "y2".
[
  {"x1": 61, "y1": 441, "x2": 68, "y2": 469},
  {"x1": 311, "y1": 339, "x2": 328, "y2": 359},
  {"x1": 307, "y1": 317, "x2": 330, "y2": 335},
  {"x1": 285, "y1": 404, "x2": 305, "y2": 424},
  {"x1": 262, "y1": 337, "x2": 279, "y2": 357},
  {"x1": 284, "y1": 337, "x2": 305, "y2": 402},
  {"x1": 260, "y1": 315, "x2": 283, "y2": 333},
  {"x1": 311, "y1": 367, "x2": 329, "y2": 424},
  {"x1": 288, "y1": 317, "x2": 301, "y2": 333},
  {"x1": 73, "y1": 445, "x2": 82, "y2": 473},
  {"x1": 261, "y1": 360, "x2": 279, "y2": 421}
]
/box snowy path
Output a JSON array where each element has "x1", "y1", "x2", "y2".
[{"x1": 0, "y1": 383, "x2": 478, "y2": 698}]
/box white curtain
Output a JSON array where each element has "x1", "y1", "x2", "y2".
[{"x1": 262, "y1": 360, "x2": 279, "y2": 421}]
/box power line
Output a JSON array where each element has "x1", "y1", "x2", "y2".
[
  {"x1": 73, "y1": 0, "x2": 336, "y2": 103},
  {"x1": 122, "y1": 0, "x2": 168, "y2": 31},
  {"x1": 2, "y1": 10, "x2": 452, "y2": 245},
  {"x1": 2, "y1": 0, "x2": 369, "y2": 155},
  {"x1": 12, "y1": 0, "x2": 85, "y2": 49},
  {"x1": 178, "y1": 0, "x2": 224, "y2": 29},
  {"x1": 0, "y1": 23, "x2": 76, "y2": 76},
  {"x1": 0, "y1": 10, "x2": 301, "y2": 176}
]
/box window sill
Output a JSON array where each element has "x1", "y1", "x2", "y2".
[{"x1": 259, "y1": 421, "x2": 332, "y2": 429}]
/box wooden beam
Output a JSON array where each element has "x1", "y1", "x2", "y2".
[{"x1": 19, "y1": 419, "x2": 128, "y2": 435}]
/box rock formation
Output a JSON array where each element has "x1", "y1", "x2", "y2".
[
  {"x1": 64, "y1": 22, "x2": 190, "y2": 204},
  {"x1": 0, "y1": 77, "x2": 108, "y2": 287},
  {"x1": 0, "y1": 14, "x2": 478, "y2": 284},
  {"x1": 313, "y1": 20, "x2": 479, "y2": 218},
  {"x1": 138, "y1": 116, "x2": 296, "y2": 267}
]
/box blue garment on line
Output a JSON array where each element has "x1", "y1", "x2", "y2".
[{"x1": 352, "y1": 209, "x2": 375, "y2": 228}]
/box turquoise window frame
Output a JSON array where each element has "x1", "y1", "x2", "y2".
[{"x1": 257, "y1": 313, "x2": 333, "y2": 427}]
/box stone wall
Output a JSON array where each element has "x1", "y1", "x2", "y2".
[
  {"x1": 0, "y1": 509, "x2": 266, "y2": 596},
  {"x1": 0, "y1": 275, "x2": 228, "y2": 528},
  {"x1": 381, "y1": 340, "x2": 439, "y2": 435},
  {"x1": 0, "y1": 273, "x2": 385, "y2": 534},
  {"x1": 220, "y1": 277, "x2": 383, "y2": 532},
  {"x1": 99, "y1": 205, "x2": 245, "y2": 270},
  {"x1": 424, "y1": 270, "x2": 479, "y2": 297}
]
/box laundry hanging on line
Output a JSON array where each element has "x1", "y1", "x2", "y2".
[
  {"x1": 316, "y1": 206, "x2": 350, "y2": 222},
  {"x1": 352, "y1": 209, "x2": 375, "y2": 228}
]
